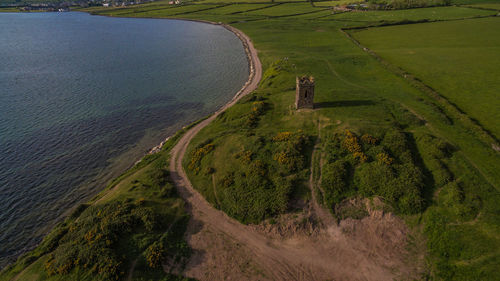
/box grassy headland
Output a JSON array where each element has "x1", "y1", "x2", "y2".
[{"x1": 2, "y1": 0, "x2": 500, "y2": 280}]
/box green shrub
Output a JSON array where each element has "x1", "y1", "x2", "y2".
[
  {"x1": 382, "y1": 130, "x2": 409, "y2": 158},
  {"x1": 323, "y1": 128, "x2": 425, "y2": 214},
  {"x1": 322, "y1": 160, "x2": 350, "y2": 205},
  {"x1": 272, "y1": 131, "x2": 308, "y2": 173},
  {"x1": 145, "y1": 241, "x2": 166, "y2": 269},
  {"x1": 188, "y1": 143, "x2": 215, "y2": 173}
]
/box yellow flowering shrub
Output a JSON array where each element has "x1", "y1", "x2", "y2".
[
  {"x1": 361, "y1": 134, "x2": 378, "y2": 145},
  {"x1": 353, "y1": 151, "x2": 368, "y2": 163},
  {"x1": 272, "y1": 131, "x2": 292, "y2": 142},
  {"x1": 234, "y1": 149, "x2": 253, "y2": 164},
  {"x1": 145, "y1": 242, "x2": 165, "y2": 268},
  {"x1": 377, "y1": 152, "x2": 394, "y2": 165},
  {"x1": 342, "y1": 130, "x2": 362, "y2": 153},
  {"x1": 188, "y1": 143, "x2": 215, "y2": 173}
]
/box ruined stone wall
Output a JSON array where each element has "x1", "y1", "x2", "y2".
[{"x1": 295, "y1": 76, "x2": 315, "y2": 109}]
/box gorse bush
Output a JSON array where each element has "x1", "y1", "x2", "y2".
[
  {"x1": 16, "y1": 144, "x2": 194, "y2": 281},
  {"x1": 322, "y1": 129, "x2": 425, "y2": 214},
  {"x1": 246, "y1": 101, "x2": 267, "y2": 128},
  {"x1": 44, "y1": 201, "x2": 145, "y2": 280},
  {"x1": 188, "y1": 143, "x2": 215, "y2": 173},
  {"x1": 273, "y1": 131, "x2": 308, "y2": 173}
]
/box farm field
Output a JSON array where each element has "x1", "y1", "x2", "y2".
[
  {"x1": 2, "y1": 1, "x2": 500, "y2": 280},
  {"x1": 194, "y1": 3, "x2": 273, "y2": 15},
  {"x1": 313, "y1": 0, "x2": 361, "y2": 6},
  {"x1": 323, "y1": 6, "x2": 496, "y2": 22},
  {"x1": 467, "y1": 2, "x2": 500, "y2": 8},
  {"x1": 351, "y1": 17, "x2": 500, "y2": 139},
  {"x1": 241, "y1": 2, "x2": 327, "y2": 16}
]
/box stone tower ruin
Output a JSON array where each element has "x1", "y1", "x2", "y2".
[{"x1": 295, "y1": 76, "x2": 315, "y2": 109}]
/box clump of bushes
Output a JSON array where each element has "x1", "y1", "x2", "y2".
[
  {"x1": 321, "y1": 129, "x2": 425, "y2": 215},
  {"x1": 39, "y1": 154, "x2": 190, "y2": 280},
  {"x1": 322, "y1": 160, "x2": 350, "y2": 205},
  {"x1": 246, "y1": 101, "x2": 267, "y2": 128},
  {"x1": 234, "y1": 149, "x2": 253, "y2": 164},
  {"x1": 189, "y1": 130, "x2": 309, "y2": 224},
  {"x1": 44, "y1": 201, "x2": 144, "y2": 279},
  {"x1": 272, "y1": 131, "x2": 308, "y2": 173},
  {"x1": 361, "y1": 134, "x2": 379, "y2": 145},
  {"x1": 343, "y1": 130, "x2": 369, "y2": 164},
  {"x1": 376, "y1": 152, "x2": 393, "y2": 165},
  {"x1": 145, "y1": 241, "x2": 165, "y2": 269},
  {"x1": 188, "y1": 143, "x2": 215, "y2": 173},
  {"x1": 43, "y1": 198, "x2": 190, "y2": 280}
]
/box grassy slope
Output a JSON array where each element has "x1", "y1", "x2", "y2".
[
  {"x1": 0, "y1": 131, "x2": 193, "y2": 281},
  {"x1": 2, "y1": 2, "x2": 500, "y2": 280},
  {"x1": 351, "y1": 17, "x2": 500, "y2": 139}
]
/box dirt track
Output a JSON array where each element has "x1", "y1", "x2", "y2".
[{"x1": 169, "y1": 25, "x2": 421, "y2": 281}]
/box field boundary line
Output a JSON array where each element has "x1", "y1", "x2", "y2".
[
  {"x1": 338, "y1": 13, "x2": 498, "y2": 29},
  {"x1": 339, "y1": 26, "x2": 499, "y2": 191},
  {"x1": 460, "y1": 4, "x2": 500, "y2": 12},
  {"x1": 230, "y1": 3, "x2": 283, "y2": 14},
  {"x1": 340, "y1": 27, "x2": 499, "y2": 151}
]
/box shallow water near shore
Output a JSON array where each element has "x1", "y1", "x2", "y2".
[{"x1": 0, "y1": 11, "x2": 249, "y2": 267}]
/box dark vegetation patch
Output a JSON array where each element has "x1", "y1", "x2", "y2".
[{"x1": 321, "y1": 128, "x2": 425, "y2": 215}]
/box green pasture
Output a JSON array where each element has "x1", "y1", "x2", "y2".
[
  {"x1": 241, "y1": 2, "x2": 326, "y2": 16},
  {"x1": 313, "y1": 0, "x2": 362, "y2": 6},
  {"x1": 322, "y1": 6, "x2": 496, "y2": 22},
  {"x1": 195, "y1": 0, "x2": 305, "y2": 3},
  {"x1": 466, "y1": 2, "x2": 500, "y2": 9},
  {"x1": 351, "y1": 17, "x2": 500, "y2": 139},
  {"x1": 0, "y1": 7, "x2": 21, "y2": 11},
  {"x1": 194, "y1": 3, "x2": 273, "y2": 14}
]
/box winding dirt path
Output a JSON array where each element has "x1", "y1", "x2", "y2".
[
  {"x1": 308, "y1": 121, "x2": 338, "y2": 229},
  {"x1": 169, "y1": 24, "x2": 419, "y2": 281}
]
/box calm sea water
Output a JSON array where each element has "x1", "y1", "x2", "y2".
[{"x1": 0, "y1": 12, "x2": 248, "y2": 267}]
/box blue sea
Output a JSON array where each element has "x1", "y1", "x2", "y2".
[{"x1": 0, "y1": 11, "x2": 248, "y2": 267}]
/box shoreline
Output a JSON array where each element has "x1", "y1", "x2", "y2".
[{"x1": 145, "y1": 18, "x2": 257, "y2": 156}]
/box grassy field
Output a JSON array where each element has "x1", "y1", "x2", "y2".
[
  {"x1": 351, "y1": 17, "x2": 500, "y2": 139},
  {"x1": 466, "y1": 2, "x2": 500, "y2": 8},
  {"x1": 0, "y1": 131, "x2": 193, "y2": 281},
  {"x1": 193, "y1": 3, "x2": 274, "y2": 14},
  {"x1": 0, "y1": 7, "x2": 21, "y2": 12},
  {"x1": 313, "y1": 0, "x2": 363, "y2": 7},
  {"x1": 323, "y1": 6, "x2": 496, "y2": 22},
  {"x1": 2, "y1": 1, "x2": 500, "y2": 280},
  {"x1": 241, "y1": 2, "x2": 327, "y2": 16}
]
